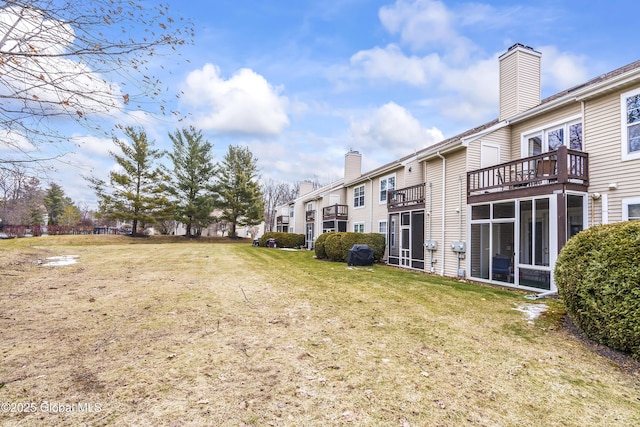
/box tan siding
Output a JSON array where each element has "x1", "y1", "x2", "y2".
[
  {"x1": 584, "y1": 87, "x2": 640, "y2": 224},
  {"x1": 423, "y1": 150, "x2": 467, "y2": 277}
]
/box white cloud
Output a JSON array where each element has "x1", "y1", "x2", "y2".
[
  {"x1": 350, "y1": 102, "x2": 443, "y2": 157},
  {"x1": 378, "y1": 0, "x2": 475, "y2": 60},
  {"x1": 350, "y1": 44, "x2": 443, "y2": 85},
  {"x1": 0, "y1": 129, "x2": 36, "y2": 153},
  {"x1": 538, "y1": 46, "x2": 589, "y2": 92},
  {"x1": 0, "y1": 5, "x2": 123, "y2": 117},
  {"x1": 181, "y1": 64, "x2": 290, "y2": 135}
]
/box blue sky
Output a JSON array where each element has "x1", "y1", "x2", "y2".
[{"x1": 3, "y1": 0, "x2": 640, "y2": 207}]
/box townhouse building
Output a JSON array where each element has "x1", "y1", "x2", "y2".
[{"x1": 276, "y1": 43, "x2": 640, "y2": 293}]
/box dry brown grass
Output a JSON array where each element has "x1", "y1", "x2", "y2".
[{"x1": 0, "y1": 235, "x2": 638, "y2": 426}]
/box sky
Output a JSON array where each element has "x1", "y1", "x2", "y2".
[{"x1": 3, "y1": 0, "x2": 640, "y2": 208}]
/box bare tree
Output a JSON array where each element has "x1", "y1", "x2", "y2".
[
  {"x1": 0, "y1": 0, "x2": 193, "y2": 164},
  {"x1": 261, "y1": 178, "x2": 298, "y2": 233}
]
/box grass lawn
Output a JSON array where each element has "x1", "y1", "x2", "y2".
[{"x1": 0, "y1": 235, "x2": 638, "y2": 426}]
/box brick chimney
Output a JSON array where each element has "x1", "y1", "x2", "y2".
[
  {"x1": 499, "y1": 43, "x2": 541, "y2": 121},
  {"x1": 344, "y1": 150, "x2": 362, "y2": 183}
]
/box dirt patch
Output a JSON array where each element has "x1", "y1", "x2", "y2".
[{"x1": 563, "y1": 315, "x2": 640, "y2": 376}]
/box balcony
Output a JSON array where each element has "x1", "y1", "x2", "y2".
[
  {"x1": 467, "y1": 146, "x2": 589, "y2": 203},
  {"x1": 322, "y1": 204, "x2": 348, "y2": 220},
  {"x1": 387, "y1": 183, "x2": 426, "y2": 211},
  {"x1": 276, "y1": 215, "x2": 289, "y2": 226},
  {"x1": 306, "y1": 210, "x2": 316, "y2": 222}
]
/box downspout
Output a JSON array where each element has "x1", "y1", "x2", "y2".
[
  {"x1": 368, "y1": 178, "x2": 373, "y2": 233},
  {"x1": 457, "y1": 175, "x2": 462, "y2": 275},
  {"x1": 436, "y1": 152, "x2": 446, "y2": 276},
  {"x1": 429, "y1": 182, "x2": 434, "y2": 272}
]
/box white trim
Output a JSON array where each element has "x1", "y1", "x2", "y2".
[
  {"x1": 379, "y1": 173, "x2": 396, "y2": 204},
  {"x1": 378, "y1": 219, "x2": 388, "y2": 235},
  {"x1": 602, "y1": 193, "x2": 609, "y2": 224},
  {"x1": 520, "y1": 114, "x2": 582, "y2": 157},
  {"x1": 353, "y1": 184, "x2": 365, "y2": 209},
  {"x1": 622, "y1": 197, "x2": 640, "y2": 221},
  {"x1": 353, "y1": 222, "x2": 365, "y2": 233},
  {"x1": 620, "y1": 86, "x2": 640, "y2": 161}
]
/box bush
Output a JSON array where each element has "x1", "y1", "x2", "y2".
[
  {"x1": 259, "y1": 232, "x2": 305, "y2": 248},
  {"x1": 555, "y1": 222, "x2": 640, "y2": 359},
  {"x1": 314, "y1": 232, "x2": 334, "y2": 259},
  {"x1": 316, "y1": 232, "x2": 386, "y2": 262}
]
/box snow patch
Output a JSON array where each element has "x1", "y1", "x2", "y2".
[
  {"x1": 41, "y1": 255, "x2": 79, "y2": 267},
  {"x1": 512, "y1": 303, "x2": 548, "y2": 323}
]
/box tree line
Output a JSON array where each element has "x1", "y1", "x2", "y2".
[{"x1": 87, "y1": 126, "x2": 267, "y2": 238}]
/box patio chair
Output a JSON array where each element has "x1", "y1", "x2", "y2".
[{"x1": 492, "y1": 254, "x2": 512, "y2": 281}]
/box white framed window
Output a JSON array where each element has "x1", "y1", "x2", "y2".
[
  {"x1": 378, "y1": 220, "x2": 387, "y2": 235},
  {"x1": 354, "y1": 185, "x2": 365, "y2": 208},
  {"x1": 306, "y1": 202, "x2": 313, "y2": 211},
  {"x1": 522, "y1": 116, "x2": 583, "y2": 157},
  {"x1": 380, "y1": 175, "x2": 396, "y2": 203},
  {"x1": 621, "y1": 87, "x2": 640, "y2": 161},
  {"x1": 622, "y1": 197, "x2": 640, "y2": 221},
  {"x1": 353, "y1": 222, "x2": 364, "y2": 233},
  {"x1": 289, "y1": 205, "x2": 294, "y2": 218}
]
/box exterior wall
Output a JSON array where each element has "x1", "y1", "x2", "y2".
[
  {"x1": 584, "y1": 85, "x2": 640, "y2": 225},
  {"x1": 423, "y1": 149, "x2": 467, "y2": 277},
  {"x1": 467, "y1": 127, "x2": 512, "y2": 171}
]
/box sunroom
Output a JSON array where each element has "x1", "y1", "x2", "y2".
[{"x1": 466, "y1": 146, "x2": 589, "y2": 291}]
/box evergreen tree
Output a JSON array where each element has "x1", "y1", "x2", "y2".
[
  {"x1": 87, "y1": 127, "x2": 170, "y2": 235},
  {"x1": 43, "y1": 183, "x2": 67, "y2": 225},
  {"x1": 214, "y1": 145, "x2": 264, "y2": 238},
  {"x1": 167, "y1": 127, "x2": 216, "y2": 237}
]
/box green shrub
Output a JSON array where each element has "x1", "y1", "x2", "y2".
[
  {"x1": 316, "y1": 232, "x2": 386, "y2": 262},
  {"x1": 555, "y1": 222, "x2": 640, "y2": 359},
  {"x1": 314, "y1": 232, "x2": 334, "y2": 259},
  {"x1": 259, "y1": 232, "x2": 305, "y2": 248}
]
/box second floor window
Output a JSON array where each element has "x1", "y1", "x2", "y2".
[
  {"x1": 380, "y1": 176, "x2": 395, "y2": 202},
  {"x1": 354, "y1": 185, "x2": 365, "y2": 208},
  {"x1": 523, "y1": 118, "x2": 583, "y2": 156},
  {"x1": 622, "y1": 87, "x2": 640, "y2": 160}
]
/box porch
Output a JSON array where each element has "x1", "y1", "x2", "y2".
[
  {"x1": 387, "y1": 183, "x2": 426, "y2": 212},
  {"x1": 322, "y1": 204, "x2": 348, "y2": 221},
  {"x1": 467, "y1": 146, "x2": 588, "y2": 203}
]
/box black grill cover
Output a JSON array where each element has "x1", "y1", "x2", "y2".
[{"x1": 347, "y1": 244, "x2": 374, "y2": 266}]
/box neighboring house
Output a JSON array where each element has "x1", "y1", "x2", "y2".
[{"x1": 276, "y1": 43, "x2": 640, "y2": 293}]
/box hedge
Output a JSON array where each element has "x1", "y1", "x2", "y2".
[
  {"x1": 315, "y1": 232, "x2": 385, "y2": 262},
  {"x1": 259, "y1": 232, "x2": 305, "y2": 248},
  {"x1": 554, "y1": 221, "x2": 640, "y2": 359}
]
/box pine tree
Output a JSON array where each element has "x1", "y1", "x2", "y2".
[
  {"x1": 43, "y1": 183, "x2": 67, "y2": 225},
  {"x1": 214, "y1": 145, "x2": 264, "y2": 238},
  {"x1": 167, "y1": 127, "x2": 216, "y2": 237},
  {"x1": 87, "y1": 127, "x2": 170, "y2": 235}
]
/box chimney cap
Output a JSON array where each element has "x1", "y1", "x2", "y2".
[{"x1": 500, "y1": 42, "x2": 541, "y2": 59}]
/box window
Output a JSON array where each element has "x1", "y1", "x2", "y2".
[
  {"x1": 623, "y1": 198, "x2": 640, "y2": 221},
  {"x1": 621, "y1": 87, "x2": 640, "y2": 160},
  {"x1": 354, "y1": 185, "x2": 365, "y2": 208},
  {"x1": 380, "y1": 175, "x2": 395, "y2": 202},
  {"x1": 353, "y1": 222, "x2": 364, "y2": 233},
  {"x1": 378, "y1": 220, "x2": 387, "y2": 235},
  {"x1": 306, "y1": 202, "x2": 313, "y2": 211},
  {"x1": 522, "y1": 117, "x2": 583, "y2": 156},
  {"x1": 289, "y1": 205, "x2": 294, "y2": 218}
]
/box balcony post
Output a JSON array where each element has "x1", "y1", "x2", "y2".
[{"x1": 557, "y1": 145, "x2": 568, "y2": 183}]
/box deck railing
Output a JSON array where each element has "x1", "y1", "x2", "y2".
[
  {"x1": 467, "y1": 146, "x2": 588, "y2": 196},
  {"x1": 322, "y1": 204, "x2": 348, "y2": 220},
  {"x1": 387, "y1": 183, "x2": 426, "y2": 210},
  {"x1": 306, "y1": 210, "x2": 316, "y2": 222}
]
